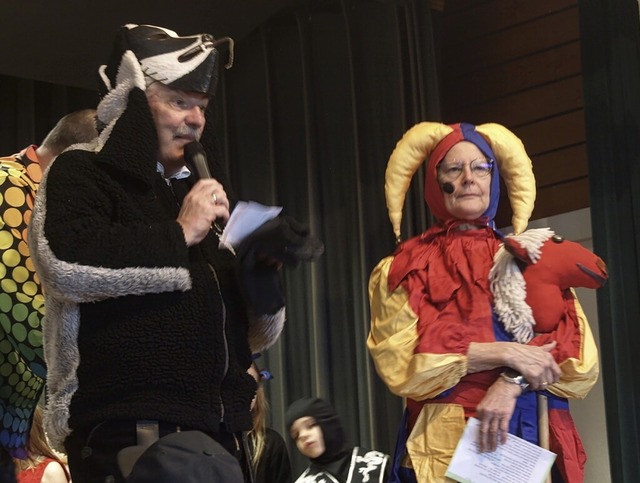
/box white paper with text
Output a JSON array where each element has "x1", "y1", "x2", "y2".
[
  {"x1": 218, "y1": 201, "x2": 282, "y2": 251},
  {"x1": 445, "y1": 417, "x2": 556, "y2": 483}
]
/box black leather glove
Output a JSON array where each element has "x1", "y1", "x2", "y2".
[
  {"x1": 235, "y1": 215, "x2": 324, "y2": 315},
  {"x1": 235, "y1": 215, "x2": 324, "y2": 270}
]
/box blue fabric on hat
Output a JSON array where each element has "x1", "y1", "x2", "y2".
[{"x1": 459, "y1": 123, "x2": 501, "y2": 223}]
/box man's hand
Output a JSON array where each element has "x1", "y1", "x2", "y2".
[{"x1": 177, "y1": 179, "x2": 229, "y2": 246}]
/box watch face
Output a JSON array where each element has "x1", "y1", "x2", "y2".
[
  {"x1": 504, "y1": 368, "x2": 521, "y2": 379},
  {"x1": 500, "y1": 370, "x2": 529, "y2": 392},
  {"x1": 501, "y1": 371, "x2": 523, "y2": 383}
]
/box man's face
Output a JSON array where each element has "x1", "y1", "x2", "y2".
[{"x1": 145, "y1": 82, "x2": 209, "y2": 176}]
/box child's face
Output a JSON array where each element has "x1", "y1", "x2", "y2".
[{"x1": 289, "y1": 416, "x2": 325, "y2": 459}]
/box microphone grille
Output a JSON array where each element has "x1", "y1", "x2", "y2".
[{"x1": 184, "y1": 140, "x2": 206, "y2": 161}]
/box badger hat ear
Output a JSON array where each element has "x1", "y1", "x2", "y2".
[
  {"x1": 385, "y1": 122, "x2": 453, "y2": 241},
  {"x1": 100, "y1": 24, "x2": 232, "y2": 98},
  {"x1": 475, "y1": 123, "x2": 535, "y2": 234}
]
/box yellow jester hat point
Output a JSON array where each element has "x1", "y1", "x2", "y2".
[{"x1": 384, "y1": 121, "x2": 536, "y2": 240}]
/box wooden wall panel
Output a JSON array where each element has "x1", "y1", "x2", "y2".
[
  {"x1": 533, "y1": 144, "x2": 588, "y2": 188},
  {"x1": 454, "y1": 75, "x2": 583, "y2": 127},
  {"x1": 443, "y1": 8, "x2": 580, "y2": 78},
  {"x1": 496, "y1": 178, "x2": 590, "y2": 229},
  {"x1": 445, "y1": 41, "x2": 582, "y2": 110},
  {"x1": 439, "y1": 0, "x2": 588, "y2": 226},
  {"x1": 513, "y1": 111, "x2": 585, "y2": 154},
  {"x1": 443, "y1": 0, "x2": 575, "y2": 22}
]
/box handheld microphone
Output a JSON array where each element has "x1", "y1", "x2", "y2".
[
  {"x1": 184, "y1": 141, "x2": 211, "y2": 179},
  {"x1": 442, "y1": 182, "x2": 455, "y2": 194},
  {"x1": 184, "y1": 141, "x2": 224, "y2": 236}
]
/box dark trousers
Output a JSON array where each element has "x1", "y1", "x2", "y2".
[{"x1": 64, "y1": 419, "x2": 241, "y2": 483}]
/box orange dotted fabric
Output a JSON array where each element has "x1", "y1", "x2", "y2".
[{"x1": 0, "y1": 148, "x2": 45, "y2": 458}]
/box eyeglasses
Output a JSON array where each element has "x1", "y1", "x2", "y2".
[{"x1": 437, "y1": 158, "x2": 494, "y2": 182}]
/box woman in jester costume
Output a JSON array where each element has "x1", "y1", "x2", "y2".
[{"x1": 367, "y1": 122, "x2": 607, "y2": 482}]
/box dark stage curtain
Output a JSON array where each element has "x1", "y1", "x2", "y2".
[
  {"x1": 0, "y1": 76, "x2": 97, "y2": 153},
  {"x1": 0, "y1": 0, "x2": 440, "y2": 476},
  {"x1": 218, "y1": 0, "x2": 441, "y2": 474},
  {"x1": 579, "y1": 0, "x2": 640, "y2": 481}
]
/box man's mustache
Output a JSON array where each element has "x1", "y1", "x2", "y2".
[{"x1": 175, "y1": 127, "x2": 202, "y2": 140}]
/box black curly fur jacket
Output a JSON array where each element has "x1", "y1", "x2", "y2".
[{"x1": 29, "y1": 88, "x2": 285, "y2": 450}]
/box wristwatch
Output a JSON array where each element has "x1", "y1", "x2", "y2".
[{"x1": 500, "y1": 368, "x2": 530, "y2": 393}]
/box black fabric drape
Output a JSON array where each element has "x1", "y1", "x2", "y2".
[
  {"x1": 219, "y1": 0, "x2": 440, "y2": 475},
  {"x1": 579, "y1": 0, "x2": 640, "y2": 481}
]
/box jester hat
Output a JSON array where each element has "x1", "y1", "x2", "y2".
[
  {"x1": 96, "y1": 24, "x2": 234, "y2": 137},
  {"x1": 385, "y1": 122, "x2": 536, "y2": 240}
]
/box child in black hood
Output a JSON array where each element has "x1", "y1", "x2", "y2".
[{"x1": 285, "y1": 398, "x2": 389, "y2": 483}]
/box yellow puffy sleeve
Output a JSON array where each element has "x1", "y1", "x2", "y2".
[
  {"x1": 367, "y1": 256, "x2": 468, "y2": 400},
  {"x1": 548, "y1": 290, "x2": 599, "y2": 399}
]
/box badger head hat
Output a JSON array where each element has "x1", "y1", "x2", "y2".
[
  {"x1": 384, "y1": 121, "x2": 536, "y2": 240},
  {"x1": 96, "y1": 24, "x2": 234, "y2": 137}
]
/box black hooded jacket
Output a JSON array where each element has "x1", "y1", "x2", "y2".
[{"x1": 29, "y1": 88, "x2": 285, "y2": 451}]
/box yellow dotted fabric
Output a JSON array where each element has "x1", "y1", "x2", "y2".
[{"x1": 0, "y1": 150, "x2": 45, "y2": 458}]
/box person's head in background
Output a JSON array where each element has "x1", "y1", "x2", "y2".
[
  {"x1": 247, "y1": 361, "x2": 269, "y2": 468},
  {"x1": 14, "y1": 406, "x2": 67, "y2": 473},
  {"x1": 245, "y1": 360, "x2": 293, "y2": 483},
  {"x1": 248, "y1": 361, "x2": 269, "y2": 414},
  {"x1": 36, "y1": 109, "x2": 98, "y2": 170},
  {"x1": 285, "y1": 397, "x2": 346, "y2": 463}
]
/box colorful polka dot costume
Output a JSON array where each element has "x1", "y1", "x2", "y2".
[{"x1": 0, "y1": 146, "x2": 45, "y2": 459}]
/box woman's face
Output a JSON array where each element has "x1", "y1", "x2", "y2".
[
  {"x1": 438, "y1": 141, "x2": 492, "y2": 221},
  {"x1": 290, "y1": 416, "x2": 326, "y2": 459}
]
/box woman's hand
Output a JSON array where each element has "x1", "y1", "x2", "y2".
[
  {"x1": 467, "y1": 341, "x2": 561, "y2": 391},
  {"x1": 475, "y1": 378, "x2": 521, "y2": 452},
  {"x1": 506, "y1": 341, "x2": 561, "y2": 391}
]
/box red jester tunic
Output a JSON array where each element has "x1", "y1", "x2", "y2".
[{"x1": 367, "y1": 221, "x2": 599, "y2": 482}]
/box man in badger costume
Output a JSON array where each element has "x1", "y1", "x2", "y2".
[{"x1": 29, "y1": 24, "x2": 319, "y2": 482}]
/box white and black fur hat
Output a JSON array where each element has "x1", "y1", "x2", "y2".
[{"x1": 96, "y1": 24, "x2": 234, "y2": 138}]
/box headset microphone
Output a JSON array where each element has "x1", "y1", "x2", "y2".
[{"x1": 442, "y1": 182, "x2": 455, "y2": 194}]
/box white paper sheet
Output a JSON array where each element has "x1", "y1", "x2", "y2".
[
  {"x1": 218, "y1": 201, "x2": 282, "y2": 252},
  {"x1": 445, "y1": 417, "x2": 556, "y2": 483}
]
